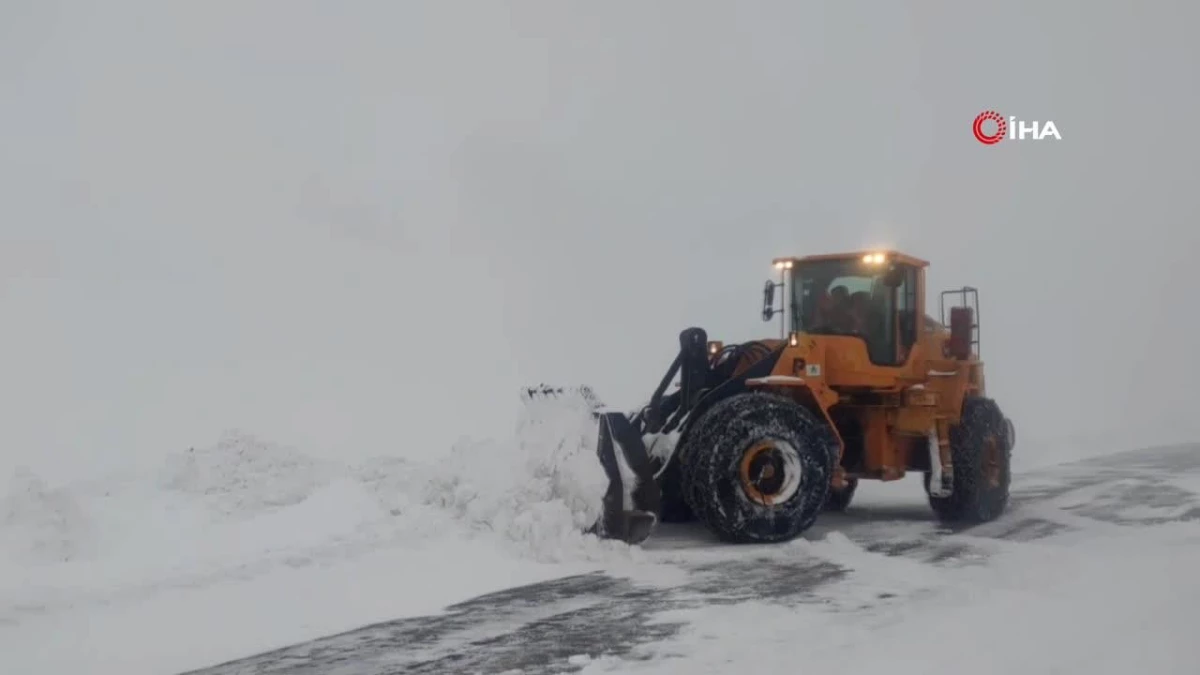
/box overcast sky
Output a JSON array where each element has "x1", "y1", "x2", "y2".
[{"x1": 3, "y1": 1, "x2": 1197, "y2": 482}]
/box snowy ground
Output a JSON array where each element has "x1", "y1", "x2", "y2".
[
  {"x1": 1, "y1": 393, "x2": 629, "y2": 674},
  {"x1": 3, "y1": 396, "x2": 1199, "y2": 674}
]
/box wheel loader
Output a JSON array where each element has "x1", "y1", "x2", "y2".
[{"x1": 524, "y1": 249, "x2": 1015, "y2": 545}]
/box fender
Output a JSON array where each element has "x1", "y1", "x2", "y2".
[{"x1": 743, "y1": 376, "x2": 847, "y2": 485}]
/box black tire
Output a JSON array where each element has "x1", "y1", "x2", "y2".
[
  {"x1": 824, "y1": 477, "x2": 858, "y2": 511},
  {"x1": 924, "y1": 396, "x2": 1011, "y2": 523},
  {"x1": 679, "y1": 392, "x2": 837, "y2": 543}
]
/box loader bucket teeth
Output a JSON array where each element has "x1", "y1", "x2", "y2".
[
  {"x1": 624, "y1": 511, "x2": 657, "y2": 544},
  {"x1": 521, "y1": 384, "x2": 600, "y2": 410}
]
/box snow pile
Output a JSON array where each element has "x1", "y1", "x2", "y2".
[
  {"x1": 421, "y1": 388, "x2": 629, "y2": 561},
  {"x1": 0, "y1": 468, "x2": 93, "y2": 565},
  {"x1": 0, "y1": 392, "x2": 632, "y2": 674},
  {"x1": 0, "y1": 439, "x2": 401, "y2": 625},
  {"x1": 0, "y1": 388, "x2": 627, "y2": 621},
  {"x1": 351, "y1": 455, "x2": 447, "y2": 538},
  {"x1": 158, "y1": 429, "x2": 346, "y2": 518},
  {"x1": 145, "y1": 393, "x2": 624, "y2": 564}
]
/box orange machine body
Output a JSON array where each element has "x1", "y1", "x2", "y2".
[{"x1": 728, "y1": 250, "x2": 984, "y2": 489}]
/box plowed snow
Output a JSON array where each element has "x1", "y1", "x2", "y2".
[{"x1": 0, "y1": 393, "x2": 631, "y2": 629}]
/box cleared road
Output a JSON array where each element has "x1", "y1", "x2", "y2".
[{"x1": 183, "y1": 444, "x2": 1200, "y2": 675}]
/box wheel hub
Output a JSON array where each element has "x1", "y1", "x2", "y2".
[{"x1": 738, "y1": 440, "x2": 803, "y2": 506}]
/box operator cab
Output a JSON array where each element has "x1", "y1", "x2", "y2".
[{"x1": 767, "y1": 251, "x2": 925, "y2": 366}]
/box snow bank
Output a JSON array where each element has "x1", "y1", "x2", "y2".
[
  {"x1": 421, "y1": 388, "x2": 628, "y2": 561},
  {"x1": 158, "y1": 429, "x2": 346, "y2": 517},
  {"x1": 0, "y1": 389, "x2": 629, "y2": 622},
  {"x1": 0, "y1": 390, "x2": 633, "y2": 674},
  {"x1": 0, "y1": 468, "x2": 94, "y2": 565}
]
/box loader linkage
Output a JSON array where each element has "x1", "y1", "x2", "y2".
[{"x1": 531, "y1": 326, "x2": 790, "y2": 544}]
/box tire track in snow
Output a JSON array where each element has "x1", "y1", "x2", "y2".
[{"x1": 183, "y1": 444, "x2": 1200, "y2": 675}]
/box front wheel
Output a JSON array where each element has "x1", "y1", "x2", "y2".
[{"x1": 679, "y1": 392, "x2": 837, "y2": 543}]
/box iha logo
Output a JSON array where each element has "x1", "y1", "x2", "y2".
[{"x1": 973, "y1": 110, "x2": 1061, "y2": 145}]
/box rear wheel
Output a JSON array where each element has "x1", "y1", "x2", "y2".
[
  {"x1": 679, "y1": 392, "x2": 837, "y2": 543},
  {"x1": 924, "y1": 396, "x2": 1011, "y2": 523}
]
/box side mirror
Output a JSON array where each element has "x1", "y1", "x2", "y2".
[{"x1": 762, "y1": 280, "x2": 776, "y2": 322}]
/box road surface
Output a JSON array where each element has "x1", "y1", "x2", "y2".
[{"x1": 182, "y1": 444, "x2": 1200, "y2": 675}]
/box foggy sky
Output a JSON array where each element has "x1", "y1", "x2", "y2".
[{"x1": 3, "y1": 1, "x2": 1198, "y2": 483}]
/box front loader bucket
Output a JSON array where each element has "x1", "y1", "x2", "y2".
[{"x1": 520, "y1": 385, "x2": 662, "y2": 544}]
